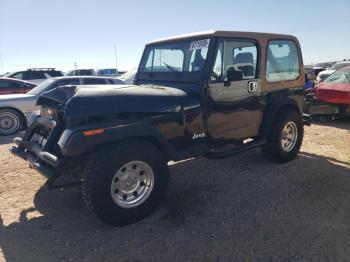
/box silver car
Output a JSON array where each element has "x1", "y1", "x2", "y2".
[{"x1": 0, "y1": 76, "x2": 124, "y2": 135}]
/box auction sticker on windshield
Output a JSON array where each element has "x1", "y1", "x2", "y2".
[{"x1": 190, "y1": 39, "x2": 210, "y2": 50}]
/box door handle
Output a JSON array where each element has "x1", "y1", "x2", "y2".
[{"x1": 248, "y1": 81, "x2": 258, "y2": 93}]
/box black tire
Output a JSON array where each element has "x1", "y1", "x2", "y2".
[
  {"x1": 81, "y1": 139, "x2": 169, "y2": 226},
  {"x1": 0, "y1": 108, "x2": 25, "y2": 136},
  {"x1": 261, "y1": 108, "x2": 304, "y2": 163}
]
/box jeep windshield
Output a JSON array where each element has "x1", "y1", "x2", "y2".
[{"x1": 138, "y1": 38, "x2": 212, "y2": 83}]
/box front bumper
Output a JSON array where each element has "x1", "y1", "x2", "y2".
[{"x1": 10, "y1": 115, "x2": 61, "y2": 183}]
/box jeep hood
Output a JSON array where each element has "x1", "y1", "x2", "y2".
[{"x1": 37, "y1": 84, "x2": 199, "y2": 117}]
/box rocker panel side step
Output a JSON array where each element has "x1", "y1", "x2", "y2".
[{"x1": 206, "y1": 138, "x2": 266, "y2": 159}]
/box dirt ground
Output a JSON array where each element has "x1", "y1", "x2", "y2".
[{"x1": 0, "y1": 119, "x2": 349, "y2": 262}]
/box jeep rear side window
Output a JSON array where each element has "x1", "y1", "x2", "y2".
[
  {"x1": 211, "y1": 39, "x2": 258, "y2": 82},
  {"x1": 266, "y1": 40, "x2": 300, "y2": 82}
]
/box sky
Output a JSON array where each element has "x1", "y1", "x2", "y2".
[{"x1": 0, "y1": 0, "x2": 349, "y2": 74}]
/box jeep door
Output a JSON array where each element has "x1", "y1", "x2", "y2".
[{"x1": 206, "y1": 38, "x2": 263, "y2": 141}]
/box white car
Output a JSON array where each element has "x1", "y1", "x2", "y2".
[
  {"x1": 3, "y1": 68, "x2": 64, "y2": 85},
  {"x1": 0, "y1": 76, "x2": 123, "y2": 135},
  {"x1": 316, "y1": 61, "x2": 350, "y2": 82},
  {"x1": 117, "y1": 68, "x2": 137, "y2": 85},
  {"x1": 65, "y1": 69, "x2": 96, "y2": 76},
  {"x1": 96, "y1": 68, "x2": 118, "y2": 77}
]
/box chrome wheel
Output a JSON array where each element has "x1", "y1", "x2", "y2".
[
  {"x1": 281, "y1": 121, "x2": 298, "y2": 152},
  {"x1": 110, "y1": 161, "x2": 154, "y2": 208},
  {"x1": 0, "y1": 111, "x2": 20, "y2": 135}
]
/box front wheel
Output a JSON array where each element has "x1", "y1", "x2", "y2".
[
  {"x1": 81, "y1": 139, "x2": 169, "y2": 226},
  {"x1": 261, "y1": 108, "x2": 304, "y2": 163}
]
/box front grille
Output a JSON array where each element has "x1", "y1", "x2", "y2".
[{"x1": 26, "y1": 115, "x2": 61, "y2": 154}]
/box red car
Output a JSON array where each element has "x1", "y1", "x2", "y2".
[
  {"x1": 0, "y1": 77, "x2": 36, "y2": 95},
  {"x1": 315, "y1": 67, "x2": 350, "y2": 105},
  {"x1": 310, "y1": 67, "x2": 350, "y2": 116}
]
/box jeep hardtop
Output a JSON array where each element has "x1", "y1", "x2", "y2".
[{"x1": 11, "y1": 30, "x2": 307, "y2": 226}]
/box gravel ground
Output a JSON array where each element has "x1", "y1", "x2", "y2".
[{"x1": 0, "y1": 119, "x2": 349, "y2": 262}]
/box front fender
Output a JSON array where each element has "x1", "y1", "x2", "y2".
[{"x1": 58, "y1": 122, "x2": 176, "y2": 159}]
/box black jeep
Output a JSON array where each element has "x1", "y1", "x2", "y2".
[{"x1": 11, "y1": 31, "x2": 307, "y2": 226}]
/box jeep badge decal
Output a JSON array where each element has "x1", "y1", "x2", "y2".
[{"x1": 192, "y1": 133, "x2": 206, "y2": 139}]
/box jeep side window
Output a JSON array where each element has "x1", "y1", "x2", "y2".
[
  {"x1": 145, "y1": 50, "x2": 154, "y2": 68},
  {"x1": 266, "y1": 40, "x2": 300, "y2": 82},
  {"x1": 211, "y1": 40, "x2": 258, "y2": 82},
  {"x1": 209, "y1": 39, "x2": 260, "y2": 103}
]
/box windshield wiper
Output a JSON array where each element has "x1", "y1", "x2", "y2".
[{"x1": 163, "y1": 62, "x2": 179, "y2": 72}]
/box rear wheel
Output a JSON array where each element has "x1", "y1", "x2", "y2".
[
  {"x1": 81, "y1": 139, "x2": 169, "y2": 226},
  {"x1": 0, "y1": 109, "x2": 24, "y2": 136},
  {"x1": 261, "y1": 108, "x2": 304, "y2": 163}
]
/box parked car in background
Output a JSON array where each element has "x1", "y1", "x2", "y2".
[
  {"x1": 96, "y1": 68, "x2": 118, "y2": 77},
  {"x1": 65, "y1": 69, "x2": 96, "y2": 76},
  {"x1": 117, "y1": 68, "x2": 137, "y2": 84},
  {"x1": 311, "y1": 62, "x2": 334, "y2": 77},
  {"x1": 0, "y1": 76, "x2": 123, "y2": 135},
  {"x1": 316, "y1": 61, "x2": 350, "y2": 82},
  {"x1": 308, "y1": 67, "x2": 350, "y2": 117},
  {"x1": 313, "y1": 62, "x2": 334, "y2": 70},
  {"x1": 3, "y1": 68, "x2": 63, "y2": 84},
  {"x1": 0, "y1": 78, "x2": 36, "y2": 95}
]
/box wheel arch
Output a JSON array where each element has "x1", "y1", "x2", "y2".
[
  {"x1": 95, "y1": 135, "x2": 173, "y2": 161},
  {"x1": 260, "y1": 98, "x2": 301, "y2": 136},
  {"x1": 60, "y1": 123, "x2": 177, "y2": 161}
]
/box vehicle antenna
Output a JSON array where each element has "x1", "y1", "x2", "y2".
[{"x1": 114, "y1": 42, "x2": 118, "y2": 76}]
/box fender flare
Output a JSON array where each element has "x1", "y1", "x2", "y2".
[
  {"x1": 260, "y1": 98, "x2": 301, "y2": 135},
  {"x1": 59, "y1": 122, "x2": 176, "y2": 159}
]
